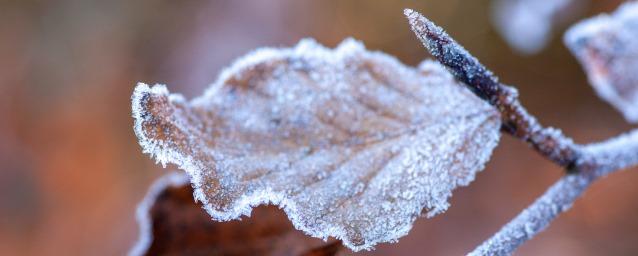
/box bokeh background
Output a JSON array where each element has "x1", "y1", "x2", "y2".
[{"x1": 1, "y1": 0, "x2": 637, "y2": 255}]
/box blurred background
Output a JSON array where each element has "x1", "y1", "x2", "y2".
[{"x1": 1, "y1": 0, "x2": 637, "y2": 255}]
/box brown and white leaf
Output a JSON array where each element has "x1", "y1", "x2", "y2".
[
  {"x1": 131, "y1": 38, "x2": 501, "y2": 251},
  {"x1": 565, "y1": 1, "x2": 638, "y2": 122},
  {"x1": 131, "y1": 172, "x2": 342, "y2": 256}
]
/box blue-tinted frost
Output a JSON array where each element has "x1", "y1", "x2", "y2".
[
  {"x1": 131, "y1": 38, "x2": 501, "y2": 251},
  {"x1": 565, "y1": 1, "x2": 638, "y2": 123}
]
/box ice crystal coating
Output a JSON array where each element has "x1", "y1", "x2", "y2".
[
  {"x1": 493, "y1": 0, "x2": 578, "y2": 54},
  {"x1": 131, "y1": 38, "x2": 501, "y2": 251},
  {"x1": 404, "y1": 8, "x2": 501, "y2": 104},
  {"x1": 405, "y1": 8, "x2": 581, "y2": 167},
  {"x1": 469, "y1": 172, "x2": 590, "y2": 256},
  {"x1": 565, "y1": 2, "x2": 638, "y2": 122}
]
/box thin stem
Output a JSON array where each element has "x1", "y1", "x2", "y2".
[
  {"x1": 469, "y1": 130, "x2": 638, "y2": 255},
  {"x1": 468, "y1": 171, "x2": 593, "y2": 256},
  {"x1": 404, "y1": 9, "x2": 581, "y2": 168}
]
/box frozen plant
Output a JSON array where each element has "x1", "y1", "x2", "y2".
[{"x1": 131, "y1": 3, "x2": 638, "y2": 256}]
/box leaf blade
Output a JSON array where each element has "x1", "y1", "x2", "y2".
[{"x1": 132, "y1": 38, "x2": 501, "y2": 251}]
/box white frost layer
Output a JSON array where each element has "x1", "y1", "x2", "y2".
[
  {"x1": 492, "y1": 0, "x2": 578, "y2": 54},
  {"x1": 129, "y1": 172, "x2": 189, "y2": 256},
  {"x1": 565, "y1": 1, "x2": 638, "y2": 122},
  {"x1": 131, "y1": 38, "x2": 501, "y2": 251},
  {"x1": 584, "y1": 129, "x2": 638, "y2": 175}
]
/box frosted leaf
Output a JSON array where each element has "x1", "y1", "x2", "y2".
[
  {"x1": 130, "y1": 172, "x2": 340, "y2": 256},
  {"x1": 492, "y1": 0, "x2": 581, "y2": 54},
  {"x1": 131, "y1": 38, "x2": 501, "y2": 251},
  {"x1": 565, "y1": 2, "x2": 638, "y2": 122}
]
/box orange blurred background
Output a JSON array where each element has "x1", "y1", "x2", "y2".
[{"x1": 1, "y1": 0, "x2": 637, "y2": 255}]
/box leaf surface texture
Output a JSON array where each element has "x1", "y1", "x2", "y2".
[{"x1": 132, "y1": 38, "x2": 501, "y2": 250}]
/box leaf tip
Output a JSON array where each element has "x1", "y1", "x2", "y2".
[{"x1": 131, "y1": 82, "x2": 181, "y2": 168}]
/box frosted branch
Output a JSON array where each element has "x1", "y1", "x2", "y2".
[
  {"x1": 404, "y1": 9, "x2": 581, "y2": 168},
  {"x1": 468, "y1": 171, "x2": 592, "y2": 256},
  {"x1": 469, "y1": 129, "x2": 638, "y2": 255},
  {"x1": 581, "y1": 129, "x2": 638, "y2": 176}
]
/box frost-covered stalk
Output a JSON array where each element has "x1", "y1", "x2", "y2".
[
  {"x1": 404, "y1": 9, "x2": 580, "y2": 168},
  {"x1": 471, "y1": 130, "x2": 638, "y2": 255},
  {"x1": 468, "y1": 172, "x2": 593, "y2": 256},
  {"x1": 405, "y1": 8, "x2": 638, "y2": 256}
]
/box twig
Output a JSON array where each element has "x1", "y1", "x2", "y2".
[
  {"x1": 469, "y1": 130, "x2": 638, "y2": 256},
  {"x1": 469, "y1": 170, "x2": 593, "y2": 256},
  {"x1": 404, "y1": 9, "x2": 580, "y2": 168},
  {"x1": 404, "y1": 8, "x2": 638, "y2": 255}
]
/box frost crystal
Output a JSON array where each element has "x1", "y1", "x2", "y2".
[
  {"x1": 131, "y1": 38, "x2": 501, "y2": 251},
  {"x1": 492, "y1": 0, "x2": 579, "y2": 54},
  {"x1": 565, "y1": 2, "x2": 638, "y2": 122}
]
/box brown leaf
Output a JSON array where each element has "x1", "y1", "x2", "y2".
[
  {"x1": 565, "y1": 2, "x2": 638, "y2": 122},
  {"x1": 131, "y1": 172, "x2": 341, "y2": 256},
  {"x1": 131, "y1": 38, "x2": 501, "y2": 250}
]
